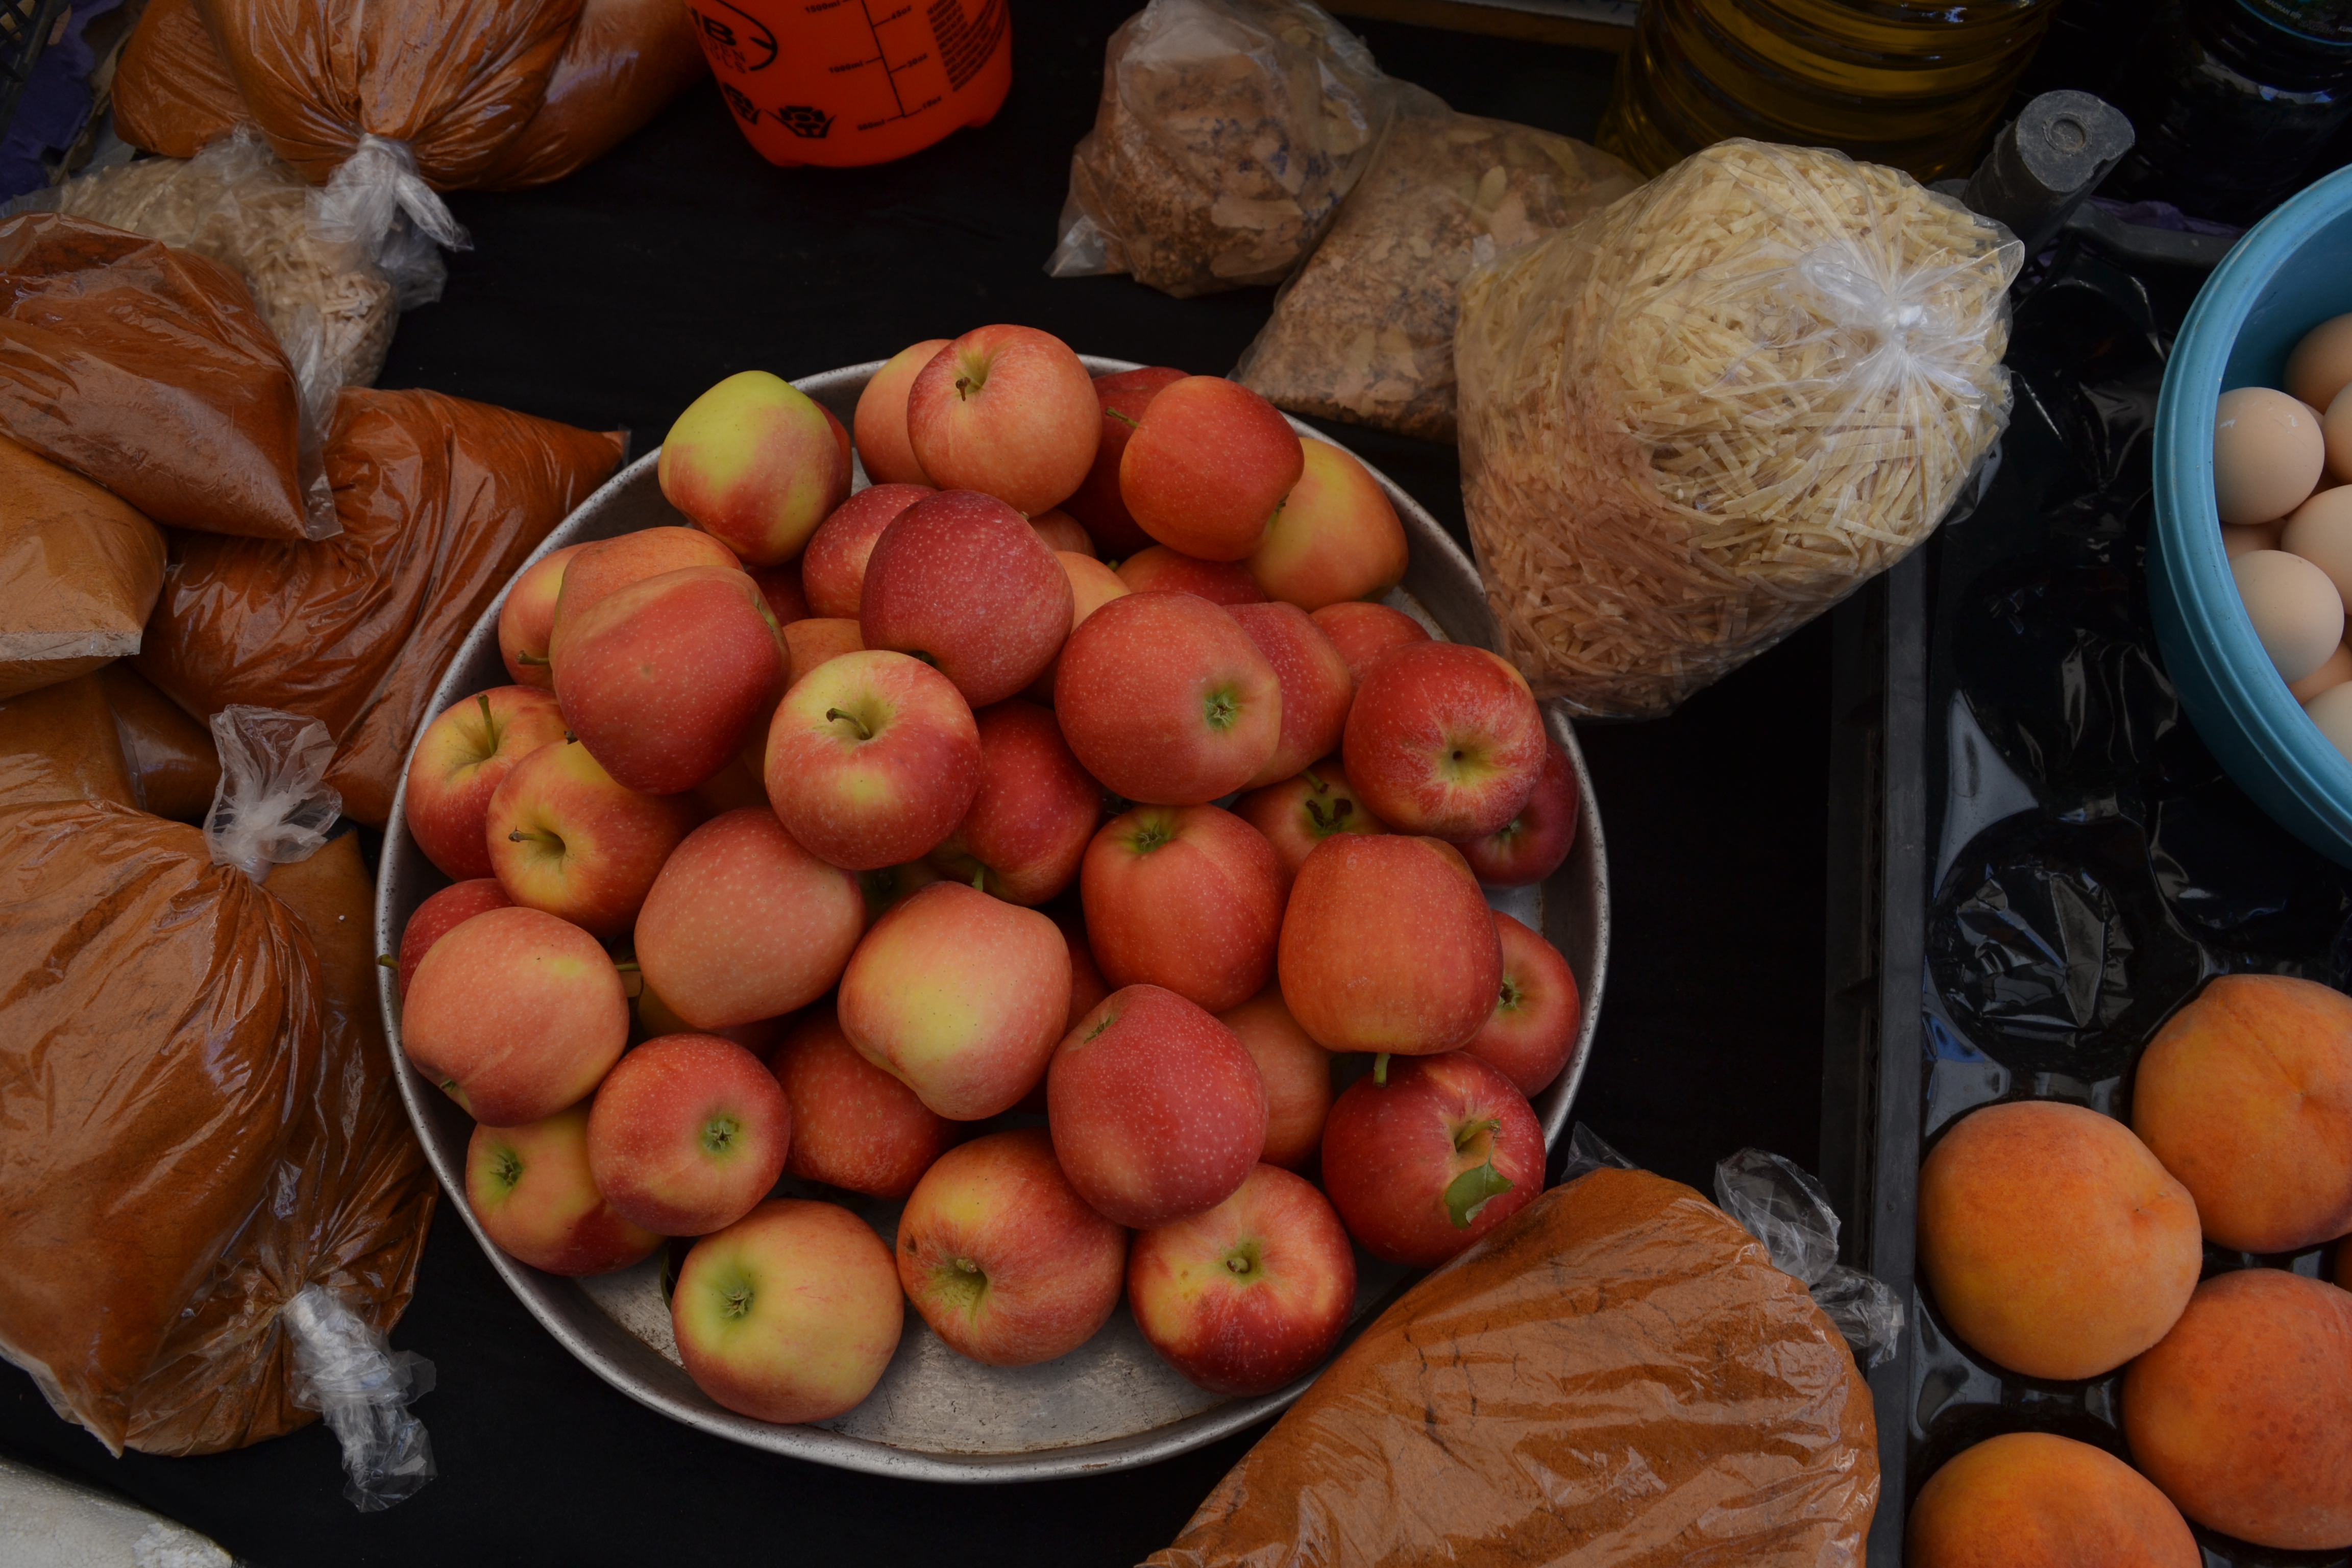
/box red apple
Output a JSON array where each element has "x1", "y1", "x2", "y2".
[
  {"x1": 550, "y1": 526, "x2": 744, "y2": 663},
  {"x1": 1028, "y1": 507, "x2": 1093, "y2": 556},
  {"x1": 905, "y1": 325, "x2": 1099, "y2": 514},
  {"x1": 838, "y1": 881, "x2": 1070, "y2": 1119},
  {"x1": 1246, "y1": 439, "x2": 1409, "y2": 610},
  {"x1": 1054, "y1": 908, "x2": 1114, "y2": 1032},
  {"x1": 1320, "y1": 1052, "x2": 1542, "y2": 1266},
  {"x1": 764, "y1": 649, "x2": 982, "y2": 871},
  {"x1": 859, "y1": 859, "x2": 943, "y2": 923},
  {"x1": 1115, "y1": 545, "x2": 1267, "y2": 605},
  {"x1": 799, "y1": 483, "x2": 933, "y2": 619},
  {"x1": 671, "y1": 1198, "x2": 902, "y2": 1423},
  {"x1": 403, "y1": 686, "x2": 567, "y2": 880},
  {"x1": 553, "y1": 565, "x2": 787, "y2": 796},
  {"x1": 927, "y1": 700, "x2": 1101, "y2": 904},
  {"x1": 852, "y1": 338, "x2": 948, "y2": 486},
  {"x1": 771, "y1": 1007, "x2": 954, "y2": 1198},
  {"x1": 465, "y1": 1104, "x2": 663, "y2": 1276},
  {"x1": 499, "y1": 541, "x2": 589, "y2": 688},
  {"x1": 821, "y1": 402, "x2": 852, "y2": 477},
  {"x1": 1344, "y1": 641, "x2": 1545, "y2": 839},
  {"x1": 1127, "y1": 1163, "x2": 1354, "y2": 1395},
  {"x1": 1217, "y1": 990, "x2": 1334, "y2": 1171},
  {"x1": 1310, "y1": 600, "x2": 1430, "y2": 683},
  {"x1": 1464, "y1": 911, "x2": 1581, "y2": 1097},
  {"x1": 586, "y1": 1033, "x2": 791, "y2": 1236},
  {"x1": 1119, "y1": 376, "x2": 1304, "y2": 561},
  {"x1": 1228, "y1": 602, "x2": 1353, "y2": 790},
  {"x1": 688, "y1": 755, "x2": 769, "y2": 818},
  {"x1": 1049, "y1": 984, "x2": 1267, "y2": 1228},
  {"x1": 485, "y1": 738, "x2": 698, "y2": 938},
  {"x1": 895, "y1": 1128, "x2": 1127, "y2": 1366},
  {"x1": 747, "y1": 559, "x2": 809, "y2": 627},
  {"x1": 1062, "y1": 366, "x2": 1185, "y2": 556},
  {"x1": 1278, "y1": 834, "x2": 1502, "y2": 1056},
  {"x1": 401, "y1": 904, "x2": 629, "y2": 1124},
  {"x1": 633, "y1": 807, "x2": 865, "y2": 1027},
  {"x1": 659, "y1": 370, "x2": 851, "y2": 565},
  {"x1": 782, "y1": 616, "x2": 864, "y2": 688},
  {"x1": 1026, "y1": 550, "x2": 1131, "y2": 702},
  {"x1": 396, "y1": 877, "x2": 512, "y2": 997},
  {"x1": 860, "y1": 489, "x2": 1073, "y2": 707},
  {"x1": 635, "y1": 982, "x2": 791, "y2": 1061},
  {"x1": 1054, "y1": 592, "x2": 1282, "y2": 804},
  {"x1": 1082, "y1": 803, "x2": 1284, "y2": 1013},
  {"x1": 1234, "y1": 760, "x2": 1386, "y2": 892},
  {"x1": 1456, "y1": 736, "x2": 1579, "y2": 887}
]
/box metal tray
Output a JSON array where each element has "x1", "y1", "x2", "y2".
[{"x1": 374, "y1": 357, "x2": 1611, "y2": 1481}]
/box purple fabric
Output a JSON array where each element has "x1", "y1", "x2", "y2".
[
  {"x1": 2088, "y1": 195, "x2": 2245, "y2": 240},
  {"x1": 0, "y1": 0, "x2": 132, "y2": 203}
]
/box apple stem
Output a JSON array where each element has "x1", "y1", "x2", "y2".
[
  {"x1": 1302, "y1": 769, "x2": 1327, "y2": 795},
  {"x1": 516, "y1": 649, "x2": 549, "y2": 667},
  {"x1": 375, "y1": 954, "x2": 398, "y2": 969},
  {"x1": 971, "y1": 866, "x2": 988, "y2": 893},
  {"x1": 613, "y1": 960, "x2": 641, "y2": 973},
  {"x1": 476, "y1": 692, "x2": 499, "y2": 747},
  {"x1": 1373, "y1": 1052, "x2": 1390, "y2": 1086},
  {"x1": 1105, "y1": 407, "x2": 1139, "y2": 429},
  {"x1": 824, "y1": 707, "x2": 874, "y2": 741}
]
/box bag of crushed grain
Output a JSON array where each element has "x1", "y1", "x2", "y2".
[
  {"x1": 1046, "y1": 0, "x2": 1395, "y2": 298},
  {"x1": 1455, "y1": 139, "x2": 2020, "y2": 718},
  {"x1": 1235, "y1": 85, "x2": 1638, "y2": 442}
]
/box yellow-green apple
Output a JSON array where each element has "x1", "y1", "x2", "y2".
[
  {"x1": 1320, "y1": 1051, "x2": 1542, "y2": 1266},
  {"x1": 853, "y1": 337, "x2": 948, "y2": 486},
  {"x1": 770, "y1": 1007, "x2": 954, "y2": 1198},
  {"x1": 1217, "y1": 990, "x2": 1334, "y2": 1171},
  {"x1": 748, "y1": 559, "x2": 808, "y2": 627},
  {"x1": 635, "y1": 981, "x2": 791, "y2": 1061},
  {"x1": 1119, "y1": 377, "x2": 1304, "y2": 561},
  {"x1": 1234, "y1": 760, "x2": 1386, "y2": 893},
  {"x1": 1456, "y1": 736, "x2": 1578, "y2": 887},
  {"x1": 764, "y1": 649, "x2": 982, "y2": 871},
  {"x1": 1063, "y1": 366, "x2": 1186, "y2": 557},
  {"x1": 782, "y1": 616, "x2": 864, "y2": 688},
  {"x1": 465, "y1": 1104, "x2": 663, "y2": 1276},
  {"x1": 585, "y1": 1033, "x2": 792, "y2": 1236},
  {"x1": 1245, "y1": 439, "x2": 1409, "y2": 610},
  {"x1": 1229, "y1": 602, "x2": 1353, "y2": 790},
  {"x1": 859, "y1": 489, "x2": 1074, "y2": 707},
  {"x1": 401, "y1": 905, "x2": 629, "y2": 1124},
  {"x1": 1054, "y1": 592, "x2": 1282, "y2": 804},
  {"x1": 1343, "y1": 641, "x2": 1545, "y2": 839},
  {"x1": 658, "y1": 371, "x2": 851, "y2": 565},
  {"x1": 1277, "y1": 834, "x2": 1502, "y2": 1056},
  {"x1": 671, "y1": 1198, "x2": 902, "y2": 1423},
  {"x1": 927, "y1": 700, "x2": 1101, "y2": 903},
  {"x1": 633, "y1": 807, "x2": 864, "y2": 1027},
  {"x1": 1025, "y1": 550, "x2": 1130, "y2": 702},
  {"x1": 1028, "y1": 507, "x2": 1093, "y2": 556},
  {"x1": 1465, "y1": 911, "x2": 1581, "y2": 1096},
  {"x1": 905, "y1": 325, "x2": 1098, "y2": 514},
  {"x1": 396, "y1": 877, "x2": 512, "y2": 997},
  {"x1": 800, "y1": 483, "x2": 933, "y2": 619},
  {"x1": 1126, "y1": 1163, "x2": 1354, "y2": 1395},
  {"x1": 552, "y1": 565, "x2": 787, "y2": 795},
  {"x1": 484, "y1": 738, "x2": 698, "y2": 937},
  {"x1": 1081, "y1": 803, "x2": 1284, "y2": 1012},
  {"x1": 1115, "y1": 545, "x2": 1266, "y2": 605},
  {"x1": 404, "y1": 687, "x2": 567, "y2": 879},
  {"x1": 1048, "y1": 984, "x2": 1267, "y2": 1227},
  {"x1": 896, "y1": 1128, "x2": 1126, "y2": 1366},
  {"x1": 1310, "y1": 600, "x2": 1429, "y2": 683},
  {"x1": 838, "y1": 881, "x2": 1070, "y2": 1119},
  {"x1": 499, "y1": 542, "x2": 588, "y2": 688},
  {"x1": 859, "y1": 859, "x2": 943, "y2": 923},
  {"x1": 548, "y1": 527, "x2": 742, "y2": 661}
]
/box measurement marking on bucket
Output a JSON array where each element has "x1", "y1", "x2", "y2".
[{"x1": 805, "y1": 0, "x2": 941, "y2": 126}]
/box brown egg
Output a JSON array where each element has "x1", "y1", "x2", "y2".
[
  {"x1": 2287, "y1": 312, "x2": 2352, "y2": 410},
  {"x1": 2289, "y1": 641, "x2": 2352, "y2": 703},
  {"x1": 2235, "y1": 549, "x2": 2345, "y2": 682},
  {"x1": 2225, "y1": 522, "x2": 2284, "y2": 559},
  {"x1": 2325, "y1": 383, "x2": 2352, "y2": 483},
  {"x1": 2283, "y1": 483, "x2": 2352, "y2": 606},
  {"x1": 2216, "y1": 387, "x2": 2326, "y2": 525}
]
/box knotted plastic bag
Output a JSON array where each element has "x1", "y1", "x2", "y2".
[
  {"x1": 0, "y1": 435, "x2": 165, "y2": 701},
  {"x1": 1146, "y1": 1162, "x2": 1880, "y2": 1567},
  {"x1": 1455, "y1": 139, "x2": 2019, "y2": 718}
]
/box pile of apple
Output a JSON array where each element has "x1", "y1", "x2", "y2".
[{"x1": 391, "y1": 325, "x2": 1584, "y2": 1428}]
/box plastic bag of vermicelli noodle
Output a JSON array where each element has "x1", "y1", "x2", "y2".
[{"x1": 1455, "y1": 140, "x2": 2020, "y2": 719}]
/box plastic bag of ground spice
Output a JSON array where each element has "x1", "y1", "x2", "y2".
[
  {"x1": 0, "y1": 436, "x2": 166, "y2": 701},
  {"x1": 1234, "y1": 85, "x2": 1638, "y2": 442},
  {"x1": 1454, "y1": 140, "x2": 2018, "y2": 719},
  {"x1": 136, "y1": 386, "x2": 626, "y2": 828},
  {"x1": 1145, "y1": 1164, "x2": 1880, "y2": 1568},
  {"x1": 100, "y1": 663, "x2": 223, "y2": 822},
  {"x1": 0, "y1": 214, "x2": 331, "y2": 542},
  {"x1": 0, "y1": 673, "x2": 138, "y2": 808},
  {"x1": 1046, "y1": 0, "x2": 1397, "y2": 298}
]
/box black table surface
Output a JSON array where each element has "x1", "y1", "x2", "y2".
[{"x1": 0, "y1": 7, "x2": 1835, "y2": 1561}]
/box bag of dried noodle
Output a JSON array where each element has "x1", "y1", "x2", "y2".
[{"x1": 1455, "y1": 139, "x2": 2020, "y2": 718}]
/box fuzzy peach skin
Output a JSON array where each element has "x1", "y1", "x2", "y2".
[
  {"x1": 1916, "y1": 1100, "x2": 2202, "y2": 1381},
  {"x1": 1907, "y1": 1432, "x2": 2201, "y2": 1568},
  {"x1": 465, "y1": 1104, "x2": 663, "y2": 1277},
  {"x1": 401, "y1": 905, "x2": 629, "y2": 1125},
  {"x1": 2132, "y1": 973, "x2": 2352, "y2": 1254},
  {"x1": 659, "y1": 371, "x2": 850, "y2": 565}
]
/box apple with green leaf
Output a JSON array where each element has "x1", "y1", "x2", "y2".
[{"x1": 1318, "y1": 1051, "x2": 1541, "y2": 1266}]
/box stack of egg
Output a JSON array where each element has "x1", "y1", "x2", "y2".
[{"x1": 2214, "y1": 314, "x2": 2352, "y2": 757}]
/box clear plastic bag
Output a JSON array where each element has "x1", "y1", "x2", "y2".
[
  {"x1": 282, "y1": 1285, "x2": 437, "y2": 1511},
  {"x1": 1234, "y1": 85, "x2": 1637, "y2": 441},
  {"x1": 1047, "y1": 0, "x2": 1395, "y2": 298},
  {"x1": 0, "y1": 436, "x2": 166, "y2": 701},
  {"x1": 1455, "y1": 139, "x2": 2020, "y2": 718},
  {"x1": 99, "y1": 663, "x2": 223, "y2": 822},
  {"x1": 1713, "y1": 1146, "x2": 1905, "y2": 1370}
]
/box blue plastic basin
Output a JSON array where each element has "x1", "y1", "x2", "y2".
[{"x1": 2150, "y1": 165, "x2": 2352, "y2": 867}]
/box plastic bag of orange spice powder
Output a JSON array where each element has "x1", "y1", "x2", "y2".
[{"x1": 1145, "y1": 1163, "x2": 1880, "y2": 1567}]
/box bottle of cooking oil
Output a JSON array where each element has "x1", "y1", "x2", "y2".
[{"x1": 1596, "y1": 0, "x2": 2065, "y2": 182}]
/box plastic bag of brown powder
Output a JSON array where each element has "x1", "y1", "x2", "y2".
[
  {"x1": 0, "y1": 435, "x2": 166, "y2": 701},
  {"x1": 100, "y1": 663, "x2": 223, "y2": 822}
]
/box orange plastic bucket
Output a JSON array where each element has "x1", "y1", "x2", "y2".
[{"x1": 687, "y1": 0, "x2": 1013, "y2": 167}]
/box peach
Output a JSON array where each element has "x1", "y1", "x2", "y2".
[
  {"x1": 1344, "y1": 641, "x2": 1546, "y2": 839},
  {"x1": 1217, "y1": 990, "x2": 1334, "y2": 1170},
  {"x1": 498, "y1": 541, "x2": 588, "y2": 688},
  {"x1": 1229, "y1": 601, "x2": 1353, "y2": 789},
  {"x1": 401, "y1": 905, "x2": 629, "y2": 1125},
  {"x1": 764, "y1": 649, "x2": 982, "y2": 871},
  {"x1": 1277, "y1": 834, "x2": 1503, "y2": 1057},
  {"x1": 658, "y1": 370, "x2": 851, "y2": 565},
  {"x1": 860, "y1": 489, "x2": 1074, "y2": 708},
  {"x1": 1234, "y1": 760, "x2": 1386, "y2": 892},
  {"x1": 1062, "y1": 366, "x2": 1185, "y2": 557},
  {"x1": 465, "y1": 1104, "x2": 663, "y2": 1277},
  {"x1": 1115, "y1": 545, "x2": 1266, "y2": 605},
  {"x1": 1054, "y1": 591, "x2": 1282, "y2": 804},
  {"x1": 403, "y1": 686, "x2": 567, "y2": 880},
  {"x1": 1311, "y1": 600, "x2": 1430, "y2": 683},
  {"x1": 1119, "y1": 376, "x2": 1303, "y2": 560},
  {"x1": 853, "y1": 338, "x2": 948, "y2": 486},
  {"x1": 2132, "y1": 973, "x2": 2352, "y2": 1254},
  {"x1": 799, "y1": 483, "x2": 933, "y2": 619},
  {"x1": 484, "y1": 738, "x2": 698, "y2": 938},
  {"x1": 905, "y1": 325, "x2": 1098, "y2": 514},
  {"x1": 1908, "y1": 1432, "x2": 2200, "y2": 1568},
  {"x1": 1082, "y1": 803, "x2": 1285, "y2": 1013},
  {"x1": 926, "y1": 699, "x2": 1100, "y2": 903},
  {"x1": 770, "y1": 1007, "x2": 954, "y2": 1198},
  {"x1": 1917, "y1": 1100, "x2": 2202, "y2": 1381},
  {"x1": 1464, "y1": 911, "x2": 1581, "y2": 1096},
  {"x1": 1245, "y1": 438, "x2": 1408, "y2": 610},
  {"x1": 396, "y1": 877, "x2": 512, "y2": 997}
]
